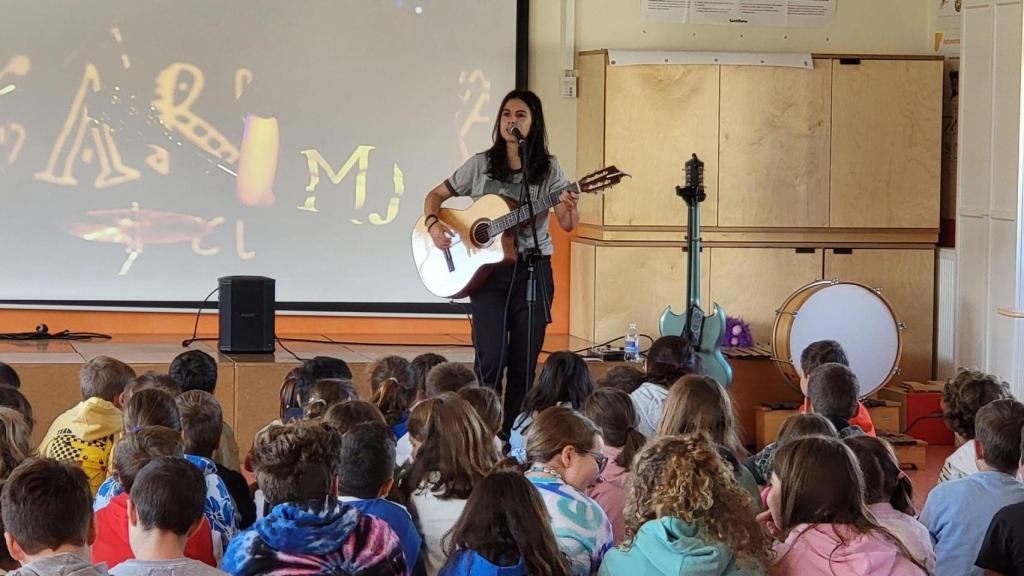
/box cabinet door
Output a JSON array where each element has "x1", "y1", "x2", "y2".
[
  {"x1": 719, "y1": 60, "x2": 831, "y2": 227},
  {"x1": 830, "y1": 59, "x2": 942, "y2": 228},
  {"x1": 709, "y1": 248, "x2": 824, "y2": 345},
  {"x1": 824, "y1": 248, "x2": 935, "y2": 383},
  {"x1": 575, "y1": 244, "x2": 711, "y2": 343},
  {"x1": 604, "y1": 64, "x2": 719, "y2": 227}
]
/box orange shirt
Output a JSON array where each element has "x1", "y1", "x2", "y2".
[{"x1": 801, "y1": 398, "x2": 877, "y2": 437}]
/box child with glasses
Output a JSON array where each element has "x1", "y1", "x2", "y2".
[{"x1": 524, "y1": 405, "x2": 614, "y2": 576}]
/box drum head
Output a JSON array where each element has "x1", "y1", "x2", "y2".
[{"x1": 788, "y1": 283, "x2": 900, "y2": 398}]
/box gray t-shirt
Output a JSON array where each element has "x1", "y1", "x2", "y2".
[
  {"x1": 109, "y1": 559, "x2": 227, "y2": 576},
  {"x1": 444, "y1": 153, "x2": 568, "y2": 256}
]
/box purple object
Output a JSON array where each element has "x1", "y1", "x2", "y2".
[{"x1": 721, "y1": 316, "x2": 754, "y2": 348}]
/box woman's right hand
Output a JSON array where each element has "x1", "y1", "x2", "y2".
[{"x1": 429, "y1": 219, "x2": 454, "y2": 250}]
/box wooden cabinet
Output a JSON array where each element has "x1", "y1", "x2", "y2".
[
  {"x1": 719, "y1": 61, "x2": 831, "y2": 227},
  {"x1": 708, "y1": 247, "x2": 824, "y2": 344},
  {"x1": 576, "y1": 52, "x2": 719, "y2": 227},
  {"x1": 570, "y1": 241, "x2": 710, "y2": 343},
  {"x1": 830, "y1": 59, "x2": 943, "y2": 228},
  {"x1": 824, "y1": 248, "x2": 935, "y2": 383}
]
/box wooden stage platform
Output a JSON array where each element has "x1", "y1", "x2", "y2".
[{"x1": 0, "y1": 334, "x2": 802, "y2": 456}]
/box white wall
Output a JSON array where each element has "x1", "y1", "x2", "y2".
[{"x1": 955, "y1": 0, "x2": 1023, "y2": 391}]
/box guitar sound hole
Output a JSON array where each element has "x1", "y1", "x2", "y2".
[{"x1": 471, "y1": 221, "x2": 491, "y2": 246}]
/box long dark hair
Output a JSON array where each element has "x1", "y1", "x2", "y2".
[
  {"x1": 585, "y1": 388, "x2": 646, "y2": 469},
  {"x1": 443, "y1": 470, "x2": 572, "y2": 576},
  {"x1": 644, "y1": 336, "x2": 702, "y2": 388},
  {"x1": 369, "y1": 356, "x2": 416, "y2": 427},
  {"x1": 772, "y1": 436, "x2": 927, "y2": 572},
  {"x1": 485, "y1": 90, "x2": 551, "y2": 186},
  {"x1": 519, "y1": 351, "x2": 594, "y2": 419}
]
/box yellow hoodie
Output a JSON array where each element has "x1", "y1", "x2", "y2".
[{"x1": 39, "y1": 397, "x2": 122, "y2": 496}]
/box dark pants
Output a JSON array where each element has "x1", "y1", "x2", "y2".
[{"x1": 470, "y1": 255, "x2": 554, "y2": 436}]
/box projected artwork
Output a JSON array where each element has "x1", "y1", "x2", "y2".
[{"x1": 0, "y1": 1, "x2": 515, "y2": 304}]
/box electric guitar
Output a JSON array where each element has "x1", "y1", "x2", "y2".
[
  {"x1": 659, "y1": 154, "x2": 732, "y2": 387},
  {"x1": 412, "y1": 166, "x2": 629, "y2": 299}
]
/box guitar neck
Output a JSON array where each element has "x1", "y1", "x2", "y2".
[{"x1": 487, "y1": 182, "x2": 580, "y2": 236}]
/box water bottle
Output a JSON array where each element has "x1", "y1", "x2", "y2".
[{"x1": 624, "y1": 322, "x2": 640, "y2": 363}]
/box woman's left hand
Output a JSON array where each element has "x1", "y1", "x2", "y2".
[{"x1": 559, "y1": 190, "x2": 580, "y2": 211}]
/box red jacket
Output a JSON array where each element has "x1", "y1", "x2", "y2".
[
  {"x1": 92, "y1": 493, "x2": 217, "y2": 569},
  {"x1": 801, "y1": 398, "x2": 877, "y2": 436}
]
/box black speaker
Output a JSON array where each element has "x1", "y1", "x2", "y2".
[{"x1": 218, "y1": 276, "x2": 275, "y2": 354}]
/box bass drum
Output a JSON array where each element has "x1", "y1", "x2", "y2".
[{"x1": 772, "y1": 280, "x2": 905, "y2": 398}]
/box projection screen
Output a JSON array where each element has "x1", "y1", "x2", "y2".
[{"x1": 0, "y1": 0, "x2": 519, "y2": 312}]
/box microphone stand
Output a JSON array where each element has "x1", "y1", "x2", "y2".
[{"x1": 514, "y1": 130, "x2": 551, "y2": 403}]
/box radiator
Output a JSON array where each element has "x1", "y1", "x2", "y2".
[{"x1": 936, "y1": 248, "x2": 957, "y2": 380}]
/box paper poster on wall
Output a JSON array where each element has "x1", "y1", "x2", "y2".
[
  {"x1": 933, "y1": 0, "x2": 962, "y2": 56},
  {"x1": 641, "y1": 0, "x2": 836, "y2": 27}
]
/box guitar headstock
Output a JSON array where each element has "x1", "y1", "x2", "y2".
[
  {"x1": 678, "y1": 153, "x2": 706, "y2": 204},
  {"x1": 575, "y1": 166, "x2": 631, "y2": 194}
]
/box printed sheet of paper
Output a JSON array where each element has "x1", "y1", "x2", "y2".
[{"x1": 641, "y1": 0, "x2": 836, "y2": 28}]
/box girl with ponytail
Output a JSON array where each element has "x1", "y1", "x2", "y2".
[
  {"x1": 585, "y1": 387, "x2": 646, "y2": 544},
  {"x1": 844, "y1": 435, "x2": 934, "y2": 572},
  {"x1": 369, "y1": 355, "x2": 417, "y2": 465}
]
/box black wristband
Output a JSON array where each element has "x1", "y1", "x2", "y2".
[{"x1": 427, "y1": 219, "x2": 443, "y2": 232}]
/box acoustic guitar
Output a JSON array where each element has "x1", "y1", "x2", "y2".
[
  {"x1": 412, "y1": 166, "x2": 628, "y2": 299},
  {"x1": 658, "y1": 154, "x2": 732, "y2": 386}
]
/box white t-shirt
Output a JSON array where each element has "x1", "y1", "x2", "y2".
[
  {"x1": 395, "y1": 432, "x2": 413, "y2": 466},
  {"x1": 412, "y1": 479, "x2": 468, "y2": 576},
  {"x1": 938, "y1": 439, "x2": 979, "y2": 484},
  {"x1": 110, "y1": 558, "x2": 228, "y2": 576},
  {"x1": 630, "y1": 382, "x2": 669, "y2": 438}
]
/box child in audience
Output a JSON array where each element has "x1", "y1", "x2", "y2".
[
  {"x1": 323, "y1": 399, "x2": 387, "y2": 434},
  {"x1": 747, "y1": 412, "x2": 837, "y2": 485},
  {"x1": 763, "y1": 435, "x2": 926, "y2": 575},
  {"x1": 844, "y1": 435, "x2": 934, "y2": 571},
  {"x1": 370, "y1": 356, "x2": 418, "y2": 465},
  {"x1": 0, "y1": 408, "x2": 32, "y2": 480},
  {"x1": 804, "y1": 363, "x2": 867, "y2": 437},
  {"x1": 424, "y1": 362, "x2": 477, "y2": 398},
  {"x1": 0, "y1": 363, "x2": 19, "y2": 388},
  {"x1": 40, "y1": 355, "x2": 134, "y2": 495},
  {"x1": 170, "y1": 350, "x2": 241, "y2": 472},
  {"x1": 458, "y1": 386, "x2": 503, "y2": 455},
  {"x1": 441, "y1": 470, "x2": 572, "y2": 576},
  {"x1": 657, "y1": 375, "x2": 760, "y2": 508},
  {"x1": 939, "y1": 368, "x2": 1012, "y2": 483},
  {"x1": 111, "y1": 457, "x2": 228, "y2": 576},
  {"x1": 524, "y1": 405, "x2": 614, "y2": 576},
  {"x1": 412, "y1": 353, "x2": 447, "y2": 401},
  {"x1": 223, "y1": 420, "x2": 406, "y2": 576},
  {"x1": 974, "y1": 424, "x2": 1024, "y2": 575},
  {"x1": 125, "y1": 372, "x2": 182, "y2": 403},
  {"x1": 584, "y1": 388, "x2": 646, "y2": 544},
  {"x1": 337, "y1": 422, "x2": 423, "y2": 575},
  {"x1": 600, "y1": 434, "x2": 771, "y2": 575},
  {"x1": 93, "y1": 427, "x2": 218, "y2": 569},
  {"x1": 0, "y1": 386, "x2": 32, "y2": 433},
  {"x1": 797, "y1": 340, "x2": 876, "y2": 435},
  {"x1": 407, "y1": 397, "x2": 442, "y2": 461},
  {"x1": 630, "y1": 336, "x2": 702, "y2": 438},
  {"x1": 177, "y1": 390, "x2": 256, "y2": 530},
  {"x1": 302, "y1": 378, "x2": 357, "y2": 419},
  {"x1": 2, "y1": 458, "x2": 109, "y2": 576},
  {"x1": 596, "y1": 365, "x2": 645, "y2": 395},
  {"x1": 404, "y1": 394, "x2": 499, "y2": 575},
  {"x1": 921, "y1": 398, "x2": 1024, "y2": 576},
  {"x1": 510, "y1": 351, "x2": 594, "y2": 462},
  {"x1": 96, "y1": 390, "x2": 238, "y2": 547}
]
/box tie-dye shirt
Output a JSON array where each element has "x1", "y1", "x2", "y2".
[
  {"x1": 527, "y1": 475, "x2": 614, "y2": 576},
  {"x1": 94, "y1": 454, "x2": 239, "y2": 548},
  {"x1": 222, "y1": 497, "x2": 407, "y2": 576}
]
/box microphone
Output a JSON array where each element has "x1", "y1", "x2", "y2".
[{"x1": 509, "y1": 123, "x2": 526, "y2": 144}]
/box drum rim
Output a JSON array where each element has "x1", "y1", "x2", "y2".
[{"x1": 771, "y1": 279, "x2": 905, "y2": 398}]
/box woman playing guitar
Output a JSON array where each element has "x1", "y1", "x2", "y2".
[{"x1": 422, "y1": 90, "x2": 580, "y2": 436}]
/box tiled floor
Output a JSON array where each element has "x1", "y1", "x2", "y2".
[{"x1": 908, "y1": 444, "x2": 956, "y2": 512}]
